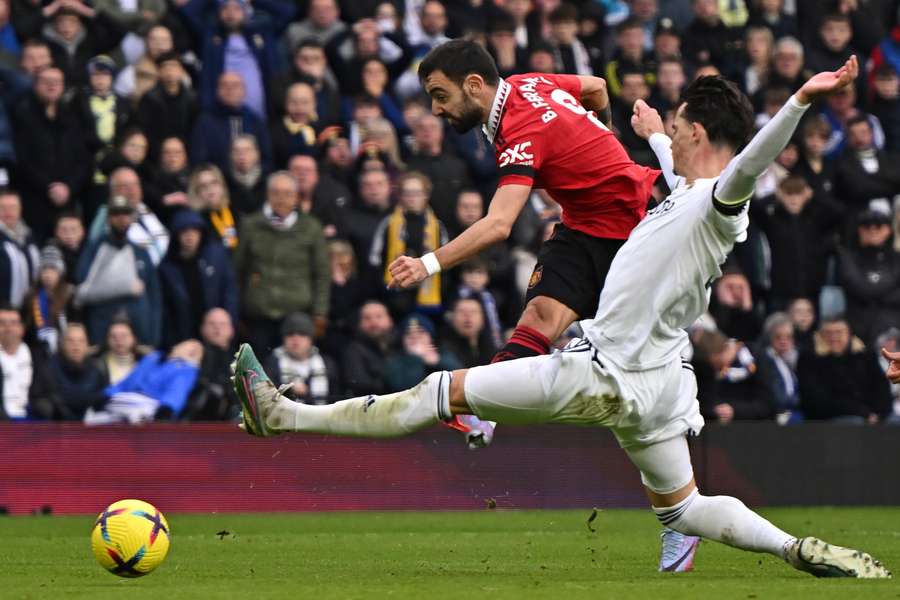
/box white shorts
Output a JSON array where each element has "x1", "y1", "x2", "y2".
[{"x1": 463, "y1": 338, "x2": 705, "y2": 450}]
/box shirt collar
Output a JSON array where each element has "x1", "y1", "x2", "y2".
[{"x1": 482, "y1": 78, "x2": 511, "y2": 144}]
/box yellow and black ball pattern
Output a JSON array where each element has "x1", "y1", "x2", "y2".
[{"x1": 90, "y1": 499, "x2": 171, "y2": 577}]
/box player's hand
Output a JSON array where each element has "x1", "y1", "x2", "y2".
[
  {"x1": 881, "y1": 347, "x2": 900, "y2": 383},
  {"x1": 796, "y1": 55, "x2": 858, "y2": 105},
  {"x1": 388, "y1": 256, "x2": 428, "y2": 289},
  {"x1": 630, "y1": 99, "x2": 665, "y2": 140}
]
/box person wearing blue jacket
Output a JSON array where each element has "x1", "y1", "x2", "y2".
[
  {"x1": 103, "y1": 340, "x2": 204, "y2": 418},
  {"x1": 158, "y1": 209, "x2": 238, "y2": 347},
  {"x1": 178, "y1": 0, "x2": 296, "y2": 120}
]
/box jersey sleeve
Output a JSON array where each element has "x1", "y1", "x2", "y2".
[
  {"x1": 541, "y1": 73, "x2": 583, "y2": 98},
  {"x1": 707, "y1": 181, "x2": 750, "y2": 243},
  {"x1": 496, "y1": 121, "x2": 545, "y2": 188}
]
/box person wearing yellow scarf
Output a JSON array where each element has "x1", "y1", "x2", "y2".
[{"x1": 377, "y1": 173, "x2": 447, "y2": 311}]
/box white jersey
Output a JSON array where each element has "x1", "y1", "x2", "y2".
[{"x1": 582, "y1": 177, "x2": 749, "y2": 370}]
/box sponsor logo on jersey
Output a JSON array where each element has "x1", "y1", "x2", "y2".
[
  {"x1": 498, "y1": 141, "x2": 534, "y2": 167},
  {"x1": 528, "y1": 265, "x2": 543, "y2": 289}
]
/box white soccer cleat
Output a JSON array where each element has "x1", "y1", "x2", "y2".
[
  {"x1": 658, "y1": 528, "x2": 700, "y2": 572},
  {"x1": 786, "y1": 536, "x2": 892, "y2": 578}
]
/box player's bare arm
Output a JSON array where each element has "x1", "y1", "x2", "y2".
[
  {"x1": 388, "y1": 184, "x2": 532, "y2": 289},
  {"x1": 575, "y1": 75, "x2": 612, "y2": 127}
]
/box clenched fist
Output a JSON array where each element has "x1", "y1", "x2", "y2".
[
  {"x1": 882, "y1": 348, "x2": 900, "y2": 384},
  {"x1": 388, "y1": 255, "x2": 428, "y2": 289}
]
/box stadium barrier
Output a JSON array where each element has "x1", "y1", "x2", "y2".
[{"x1": 0, "y1": 423, "x2": 897, "y2": 515}]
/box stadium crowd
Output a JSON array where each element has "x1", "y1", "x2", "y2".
[{"x1": 0, "y1": 0, "x2": 899, "y2": 425}]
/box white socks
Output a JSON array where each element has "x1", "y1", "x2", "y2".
[
  {"x1": 655, "y1": 489, "x2": 795, "y2": 559},
  {"x1": 265, "y1": 371, "x2": 452, "y2": 438}
]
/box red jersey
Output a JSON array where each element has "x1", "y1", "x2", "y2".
[{"x1": 485, "y1": 73, "x2": 660, "y2": 239}]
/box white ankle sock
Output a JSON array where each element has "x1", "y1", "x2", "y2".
[
  {"x1": 266, "y1": 371, "x2": 451, "y2": 437},
  {"x1": 655, "y1": 490, "x2": 795, "y2": 559}
]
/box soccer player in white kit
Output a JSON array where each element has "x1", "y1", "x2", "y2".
[{"x1": 233, "y1": 55, "x2": 891, "y2": 578}]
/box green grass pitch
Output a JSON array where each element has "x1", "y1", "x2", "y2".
[{"x1": 2, "y1": 507, "x2": 898, "y2": 599}]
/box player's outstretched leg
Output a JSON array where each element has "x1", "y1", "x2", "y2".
[
  {"x1": 232, "y1": 343, "x2": 452, "y2": 438},
  {"x1": 628, "y1": 437, "x2": 891, "y2": 578}
]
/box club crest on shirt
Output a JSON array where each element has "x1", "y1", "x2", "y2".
[{"x1": 528, "y1": 265, "x2": 543, "y2": 289}]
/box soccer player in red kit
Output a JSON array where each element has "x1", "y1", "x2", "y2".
[{"x1": 390, "y1": 39, "x2": 660, "y2": 364}]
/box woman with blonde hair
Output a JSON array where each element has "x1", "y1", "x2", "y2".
[
  {"x1": 361, "y1": 117, "x2": 405, "y2": 170},
  {"x1": 187, "y1": 163, "x2": 238, "y2": 250}
]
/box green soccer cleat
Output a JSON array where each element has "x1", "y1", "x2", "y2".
[
  {"x1": 786, "y1": 536, "x2": 892, "y2": 579},
  {"x1": 231, "y1": 343, "x2": 282, "y2": 437}
]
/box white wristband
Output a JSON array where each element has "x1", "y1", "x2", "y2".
[{"x1": 421, "y1": 252, "x2": 441, "y2": 276}]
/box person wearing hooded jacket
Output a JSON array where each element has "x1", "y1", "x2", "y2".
[{"x1": 158, "y1": 209, "x2": 238, "y2": 347}]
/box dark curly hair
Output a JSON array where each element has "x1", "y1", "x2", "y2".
[
  {"x1": 418, "y1": 39, "x2": 499, "y2": 87},
  {"x1": 679, "y1": 76, "x2": 754, "y2": 152}
]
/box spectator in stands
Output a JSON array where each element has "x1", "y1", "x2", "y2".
[
  {"x1": 283, "y1": 0, "x2": 346, "y2": 49},
  {"x1": 740, "y1": 26, "x2": 773, "y2": 97},
  {"x1": 793, "y1": 115, "x2": 837, "y2": 200},
  {"x1": 756, "y1": 312, "x2": 802, "y2": 425},
  {"x1": 0, "y1": 304, "x2": 59, "y2": 420},
  {"x1": 406, "y1": 114, "x2": 469, "y2": 227},
  {"x1": 150, "y1": 136, "x2": 191, "y2": 221},
  {"x1": 788, "y1": 297, "x2": 817, "y2": 356},
  {"x1": 111, "y1": 23, "x2": 173, "y2": 100},
  {"x1": 159, "y1": 209, "x2": 237, "y2": 347},
  {"x1": 187, "y1": 164, "x2": 238, "y2": 251},
  {"x1": 40, "y1": 0, "x2": 125, "y2": 87},
  {"x1": 456, "y1": 258, "x2": 505, "y2": 349},
  {"x1": 324, "y1": 238, "x2": 364, "y2": 351},
  {"x1": 681, "y1": 0, "x2": 743, "y2": 76},
  {"x1": 440, "y1": 296, "x2": 497, "y2": 368},
  {"x1": 345, "y1": 168, "x2": 392, "y2": 282},
  {"x1": 21, "y1": 245, "x2": 74, "y2": 354},
  {"x1": 88, "y1": 166, "x2": 169, "y2": 265},
  {"x1": 136, "y1": 51, "x2": 198, "y2": 161},
  {"x1": 49, "y1": 322, "x2": 107, "y2": 420},
  {"x1": 13, "y1": 67, "x2": 92, "y2": 241},
  {"x1": 806, "y1": 12, "x2": 857, "y2": 74},
  {"x1": 834, "y1": 115, "x2": 900, "y2": 213},
  {"x1": 183, "y1": 307, "x2": 238, "y2": 420},
  {"x1": 352, "y1": 58, "x2": 404, "y2": 133},
  {"x1": 325, "y1": 17, "x2": 411, "y2": 96},
  {"x1": 74, "y1": 55, "x2": 131, "y2": 188},
  {"x1": 751, "y1": 176, "x2": 844, "y2": 311},
  {"x1": 503, "y1": 0, "x2": 535, "y2": 50},
  {"x1": 75, "y1": 195, "x2": 161, "y2": 347},
  {"x1": 395, "y1": 0, "x2": 450, "y2": 99},
  {"x1": 189, "y1": 71, "x2": 272, "y2": 174},
  {"x1": 289, "y1": 154, "x2": 345, "y2": 238},
  {"x1": 606, "y1": 17, "x2": 655, "y2": 98},
  {"x1": 821, "y1": 84, "x2": 885, "y2": 159},
  {"x1": 649, "y1": 57, "x2": 685, "y2": 115},
  {"x1": 370, "y1": 171, "x2": 448, "y2": 317},
  {"x1": 692, "y1": 328, "x2": 773, "y2": 423},
  {"x1": 270, "y1": 82, "x2": 319, "y2": 169},
  {"x1": 94, "y1": 319, "x2": 146, "y2": 384},
  {"x1": 612, "y1": 68, "x2": 654, "y2": 165},
  {"x1": 797, "y1": 315, "x2": 892, "y2": 423},
  {"x1": 528, "y1": 41, "x2": 558, "y2": 74},
  {"x1": 98, "y1": 128, "x2": 156, "y2": 206},
  {"x1": 269, "y1": 39, "x2": 341, "y2": 127},
  {"x1": 88, "y1": 338, "x2": 203, "y2": 423},
  {"x1": 234, "y1": 171, "x2": 330, "y2": 356},
  {"x1": 747, "y1": 0, "x2": 797, "y2": 41},
  {"x1": 756, "y1": 36, "x2": 807, "y2": 109},
  {"x1": 225, "y1": 134, "x2": 267, "y2": 216},
  {"x1": 548, "y1": 3, "x2": 591, "y2": 76},
  {"x1": 263, "y1": 312, "x2": 338, "y2": 405},
  {"x1": 384, "y1": 313, "x2": 461, "y2": 392},
  {"x1": 178, "y1": 0, "x2": 295, "y2": 120},
  {"x1": 870, "y1": 64, "x2": 900, "y2": 154},
  {"x1": 837, "y1": 208, "x2": 900, "y2": 347},
  {"x1": 49, "y1": 212, "x2": 85, "y2": 283},
  {"x1": 0, "y1": 189, "x2": 38, "y2": 309},
  {"x1": 709, "y1": 269, "x2": 763, "y2": 342},
  {"x1": 92, "y1": 0, "x2": 167, "y2": 55},
  {"x1": 487, "y1": 14, "x2": 527, "y2": 79},
  {"x1": 342, "y1": 299, "x2": 394, "y2": 395}
]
